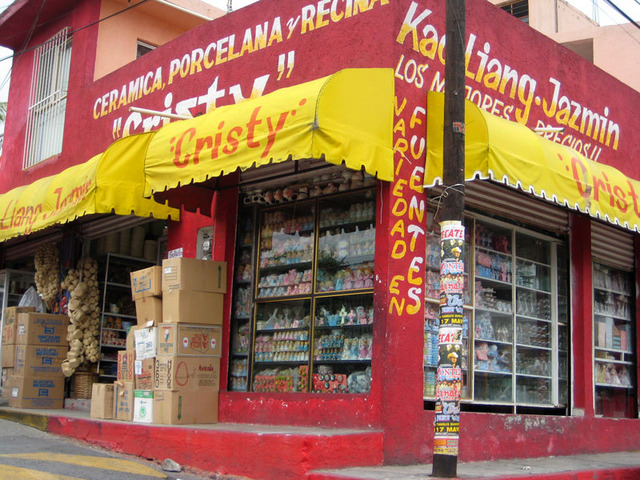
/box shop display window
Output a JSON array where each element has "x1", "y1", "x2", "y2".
[
  {"x1": 593, "y1": 263, "x2": 636, "y2": 418},
  {"x1": 313, "y1": 293, "x2": 373, "y2": 394},
  {"x1": 424, "y1": 213, "x2": 569, "y2": 411},
  {"x1": 229, "y1": 181, "x2": 376, "y2": 394}
]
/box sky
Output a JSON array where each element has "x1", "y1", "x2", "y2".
[{"x1": 0, "y1": 0, "x2": 638, "y2": 105}]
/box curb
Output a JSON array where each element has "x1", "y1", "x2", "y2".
[{"x1": 0, "y1": 406, "x2": 49, "y2": 431}]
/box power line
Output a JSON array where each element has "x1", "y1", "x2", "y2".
[
  {"x1": 602, "y1": 0, "x2": 640, "y2": 31},
  {"x1": 579, "y1": 0, "x2": 640, "y2": 50},
  {"x1": 0, "y1": 0, "x2": 154, "y2": 105},
  {"x1": 0, "y1": 0, "x2": 151, "y2": 63}
]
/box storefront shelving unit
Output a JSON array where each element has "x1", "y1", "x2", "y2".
[
  {"x1": 424, "y1": 214, "x2": 569, "y2": 411},
  {"x1": 96, "y1": 253, "x2": 154, "y2": 380},
  {"x1": 514, "y1": 233, "x2": 553, "y2": 405},
  {"x1": 229, "y1": 208, "x2": 257, "y2": 391},
  {"x1": 593, "y1": 263, "x2": 635, "y2": 417},
  {"x1": 235, "y1": 185, "x2": 376, "y2": 394}
]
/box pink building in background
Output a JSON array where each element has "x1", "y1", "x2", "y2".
[{"x1": 492, "y1": 0, "x2": 640, "y2": 92}]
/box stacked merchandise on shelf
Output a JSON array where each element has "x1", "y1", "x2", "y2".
[
  {"x1": 97, "y1": 254, "x2": 153, "y2": 380},
  {"x1": 247, "y1": 190, "x2": 376, "y2": 395},
  {"x1": 90, "y1": 258, "x2": 226, "y2": 424},
  {"x1": 3, "y1": 309, "x2": 69, "y2": 408}
]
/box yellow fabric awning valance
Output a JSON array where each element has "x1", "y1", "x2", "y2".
[
  {"x1": 426, "y1": 91, "x2": 640, "y2": 232},
  {"x1": 143, "y1": 68, "x2": 394, "y2": 196},
  {"x1": 0, "y1": 134, "x2": 179, "y2": 242}
]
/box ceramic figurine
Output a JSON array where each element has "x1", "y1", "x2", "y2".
[
  {"x1": 356, "y1": 306, "x2": 367, "y2": 325},
  {"x1": 339, "y1": 306, "x2": 348, "y2": 325}
]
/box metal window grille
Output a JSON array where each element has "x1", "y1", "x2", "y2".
[
  {"x1": 23, "y1": 28, "x2": 72, "y2": 169},
  {"x1": 500, "y1": 0, "x2": 529, "y2": 23}
]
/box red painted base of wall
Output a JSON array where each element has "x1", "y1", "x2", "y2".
[
  {"x1": 454, "y1": 412, "x2": 640, "y2": 463},
  {"x1": 7, "y1": 407, "x2": 640, "y2": 479},
  {"x1": 219, "y1": 392, "x2": 380, "y2": 429},
  {"x1": 45, "y1": 415, "x2": 384, "y2": 480}
]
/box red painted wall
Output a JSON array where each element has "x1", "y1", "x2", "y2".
[
  {"x1": 3, "y1": 0, "x2": 640, "y2": 467},
  {"x1": 95, "y1": 0, "x2": 640, "y2": 463},
  {"x1": 570, "y1": 214, "x2": 593, "y2": 415},
  {"x1": 0, "y1": 0, "x2": 101, "y2": 192},
  {"x1": 45, "y1": 414, "x2": 384, "y2": 480},
  {"x1": 6, "y1": 0, "x2": 639, "y2": 193}
]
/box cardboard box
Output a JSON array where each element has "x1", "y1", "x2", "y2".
[
  {"x1": 162, "y1": 257, "x2": 227, "y2": 293},
  {"x1": 1, "y1": 367, "x2": 12, "y2": 386},
  {"x1": 4, "y1": 306, "x2": 36, "y2": 325},
  {"x1": 154, "y1": 356, "x2": 220, "y2": 391},
  {"x1": 90, "y1": 383, "x2": 114, "y2": 419},
  {"x1": 135, "y1": 297, "x2": 162, "y2": 326},
  {"x1": 1, "y1": 344, "x2": 16, "y2": 368},
  {"x1": 130, "y1": 266, "x2": 163, "y2": 300},
  {"x1": 2, "y1": 307, "x2": 35, "y2": 345},
  {"x1": 154, "y1": 388, "x2": 219, "y2": 425},
  {"x1": 134, "y1": 327, "x2": 157, "y2": 360},
  {"x1": 126, "y1": 326, "x2": 140, "y2": 353},
  {"x1": 133, "y1": 390, "x2": 154, "y2": 423},
  {"x1": 157, "y1": 323, "x2": 222, "y2": 357},
  {"x1": 134, "y1": 358, "x2": 155, "y2": 390},
  {"x1": 14, "y1": 345, "x2": 66, "y2": 377},
  {"x1": 1, "y1": 324, "x2": 15, "y2": 347},
  {"x1": 117, "y1": 350, "x2": 135, "y2": 381},
  {"x1": 0, "y1": 368, "x2": 13, "y2": 402},
  {"x1": 113, "y1": 380, "x2": 135, "y2": 421},
  {"x1": 15, "y1": 313, "x2": 69, "y2": 346},
  {"x1": 8, "y1": 375, "x2": 65, "y2": 409},
  {"x1": 162, "y1": 290, "x2": 223, "y2": 325}
]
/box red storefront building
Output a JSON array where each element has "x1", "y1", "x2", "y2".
[{"x1": 1, "y1": 0, "x2": 640, "y2": 478}]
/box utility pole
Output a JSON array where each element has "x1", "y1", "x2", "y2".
[{"x1": 432, "y1": 0, "x2": 466, "y2": 478}]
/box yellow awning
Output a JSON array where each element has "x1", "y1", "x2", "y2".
[
  {"x1": 426, "y1": 91, "x2": 640, "y2": 232},
  {"x1": 0, "y1": 134, "x2": 179, "y2": 242},
  {"x1": 143, "y1": 68, "x2": 394, "y2": 196}
]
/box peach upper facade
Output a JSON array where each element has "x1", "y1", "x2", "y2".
[
  {"x1": 94, "y1": 0, "x2": 224, "y2": 80},
  {"x1": 490, "y1": 0, "x2": 640, "y2": 92}
]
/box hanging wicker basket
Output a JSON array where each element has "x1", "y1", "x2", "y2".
[{"x1": 73, "y1": 369, "x2": 98, "y2": 399}]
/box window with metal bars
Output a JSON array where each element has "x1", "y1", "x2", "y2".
[
  {"x1": 500, "y1": 0, "x2": 529, "y2": 24},
  {"x1": 24, "y1": 28, "x2": 72, "y2": 169}
]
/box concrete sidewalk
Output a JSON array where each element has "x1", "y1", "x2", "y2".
[
  {"x1": 307, "y1": 451, "x2": 640, "y2": 479},
  {"x1": 1, "y1": 402, "x2": 639, "y2": 480}
]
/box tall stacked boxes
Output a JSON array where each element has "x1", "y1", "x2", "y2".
[
  {"x1": 128, "y1": 266, "x2": 162, "y2": 422},
  {"x1": 9, "y1": 312, "x2": 69, "y2": 408},
  {"x1": 1, "y1": 307, "x2": 35, "y2": 401},
  {"x1": 154, "y1": 258, "x2": 226, "y2": 424},
  {"x1": 105, "y1": 258, "x2": 226, "y2": 424}
]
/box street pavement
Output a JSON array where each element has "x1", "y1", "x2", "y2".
[
  {"x1": 310, "y1": 451, "x2": 640, "y2": 479},
  {"x1": 0, "y1": 418, "x2": 216, "y2": 480}
]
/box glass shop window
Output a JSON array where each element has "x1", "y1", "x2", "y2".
[{"x1": 424, "y1": 213, "x2": 570, "y2": 413}]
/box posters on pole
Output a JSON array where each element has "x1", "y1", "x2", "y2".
[{"x1": 434, "y1": 220, "x2": 465, "y2": 456}]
